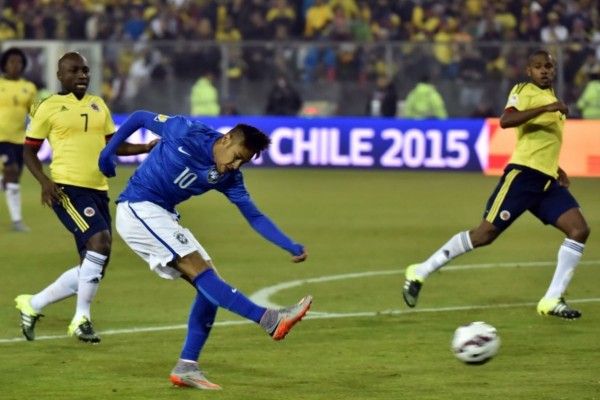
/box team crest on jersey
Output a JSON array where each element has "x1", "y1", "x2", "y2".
[
  {"x1": 174, "y1": 231, "x2": 188, "y2": 244},
  {"x1": 500, "y1": 210, "x2": 511, "y2": 221},
  {"x1": 207, "y1": 166, "x2": 222, "y2": 184},
  {"x1": 90, "y1": 102, "x2": 100, "y2": 112},
  {"x1": 507, "y1": 94, "x2": 519, "y2": 106},
  {"x1": 154, "y1": 114, "x2": 170, "y2": 122},
  {"x1": 84, "y1": 207, "x2": 96, "y2": 217}
]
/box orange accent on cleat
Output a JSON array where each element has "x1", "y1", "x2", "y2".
[
  {"x1": 170, "y1": 374, "x2": 222, "y2": 390},
  {"x1": 272, "y1": 295, "x2": 313, "y2": 341}
]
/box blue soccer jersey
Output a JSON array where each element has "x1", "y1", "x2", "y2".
[
  {"x1": 100, "y1": 111, "x2": 303, "y2": 256},
  {"x1": 118, "y1": 115, "x2": 249, "y2": 211}
]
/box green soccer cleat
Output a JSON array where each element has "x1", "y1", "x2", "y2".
[
  {"x1": 170, "y1": 361, "x2": 222, "y2": 390},
  {"x1": 68, "y1": 316, "x2": 101, "y2": 343},
  {"x1": 537, "y1": 297, "x2": 581, "y2": 320},
  {"x1": 15, "y1": 294, "x2": 43, "y2": 341},
  {"x1": 403, "y1": 264, "x2": 424, "y2": 308}
]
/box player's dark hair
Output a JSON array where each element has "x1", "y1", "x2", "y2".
[
  {"x1": 528, "y1": 50, "x2": 552, "y2": 65},
  {"x1": 1, "y1": 47, "x2": 27, "y2": 73},
  {"x1": 232, "y1": 124, "x2": 271, "y2": 158}
]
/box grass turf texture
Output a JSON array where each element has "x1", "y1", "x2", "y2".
[{"x1": 1, "y1": 167, "x2": 599, "y2": 400}]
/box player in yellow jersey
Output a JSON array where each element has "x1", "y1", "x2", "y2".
[
  {"x1": 14, "y1": 52, "x2": 156, "y2": 343},
  {"x1": 403, "y1": 50, "x2": 590, "y2": 320},
  {"x1": 0, "y1": 48, "x2": 37, "y2": 232}
]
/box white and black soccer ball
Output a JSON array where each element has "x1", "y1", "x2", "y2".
[{"x1": 451, "y1": 321, "x2": 500, "y2": 365}]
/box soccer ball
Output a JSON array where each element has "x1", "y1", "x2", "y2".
[{"x1": 451, "y1": 321, "x2": 500, "y2": 365}]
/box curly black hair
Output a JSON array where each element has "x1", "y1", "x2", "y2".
[{"x1": 1, "y1": 47, "x2": 27, "y2": 73}]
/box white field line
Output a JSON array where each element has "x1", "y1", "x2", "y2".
[{"x1": 1, "y1": 260, "x2": 599, "y2": 344}]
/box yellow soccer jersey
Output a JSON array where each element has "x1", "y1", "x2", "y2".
[
  {"x1": 26, "y1": 93, "x2": 115, "y2": 190},
  {"x1": 0, "y1": 77, "x2": 37, "y2": 143},
  {"x1": 504, "y1": 82, "x2": 565, "y2": 178}
]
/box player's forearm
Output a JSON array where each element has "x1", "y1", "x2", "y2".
[
  {"x1": 23, "y1": 145, "x2": 51, "y2": 185},
  {"x1": 237, "y1": 200, "x2": 303, "y2": 255},
  {"x1": 115, "y1": 142, "x2": 151, "y2": 156},
  {"x1": 251, "y1": 216, "x2": 303, "y2": 256},
  {"x1": 499, "y1": 107, "x2": 549, "y2": 128}
]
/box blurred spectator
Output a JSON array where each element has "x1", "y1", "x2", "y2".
[
  {"x1": 221, "y1": 96, "x2": 240, "y2": 116},
  {"x1": 469, "y1": 101, "x2": 496, "y2": 118},
  {"x1": 216, "y1": 16, "x2": 242, "y2": 41},
  {"x1": 0, "y1": 18, "x2": 18, "y2": 40},
  {"x1": 240, "y1": 11, "x2": 269, "y2": 81},
  {"x1": 335, "y1": 43, "x2": 361, "y2": 81},
  {"x1": 110, "y1": 61, "x2": 135, "y2": 113},
  {"x1": 124, "y1": 7, "x2": 148, "y2": 41},
  {"x1": 85, "y1": 4, "x2": 106, "y2": 40},
  {"x1": 305, "y1": 0, "x2": 333, "y2": 39},
  {"x1": 574, "y1": 54, "x2": 600, "y2": 88},
  {"x1": 564, "y1": 18, "x2": 590, "y2": 84},
  {"x1": 328, "y1": 5, "x2": 352, "y2": 41},
  {"x1": 265, "y1": 76, "x2": 303, "y2": 116},
  {"x1": 540, "y1": 12, "x2": 568, "y2": 44},
  {"x1": 366, "y1": 74, "x2": 398, "y2": 117},
  {"x1": 457, "y1": 45, "x2": 486, "y2": 111},
  {"x1": 350, "y1": 1, "x2": 372, "y2": 42},
  {"x1": 433, "y1": 17, "x2": 459, "y2": 79},
  {"x1": 270, "y1": 24, "x2": 300, "y2": 78},
  {"x1": 266, "y1": 0, "x2": 296, "y2": 30},
  {"x1": 173, "y1": 18, "x2": 221, "y2": 80},
  {"x1": 66, "y1": 0, "x2": 88, "y2": 40},
  {"x1": 241, "y1": 10, "x2": 270, "y2": 40},
  {"x1": 148, "y1": 5, "x2": 180, "y2": 40},
  {"x1": 371, "y1": 0, "x2": 401, "y2": 41},
  {"x1": 330, "y1": 0, "x2": 359, "y2": 19},
  {"x1": 403, "y1": 75, "x2": 447, "y2": 119},
  {"x1": 190, "y1": 71, "x2": 220, "y2": 116},
  {"x1": 225, "y1": 46, "x2": 246, "y2": 92},
  {"x1": 576, "y1": 70, "x2": 600, "y2": 119},
  {"x1": 128, "y1": 47, "x2": 164, "y2": 95}
]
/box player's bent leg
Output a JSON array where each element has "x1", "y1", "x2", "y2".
[
  {"x1": 555, "y1": 208, "x2": 591, "y2": 244},
  {"x1": 260, "y1": 295, "x2": 313, "y2": 340},
  {"x1": 15, "y1": 294, "x2": 43, "y2": 341},
  {"x1": 170, "y1": 360, "x2": 222, "y2": 390}
]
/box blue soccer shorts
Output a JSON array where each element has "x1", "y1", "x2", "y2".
[
  {"x1": 52, "y1": 184, "x2": 112, "y2": 254},
  {"x1": 483, "y1": 164, "x2": 580, "y2": 231},
  {"x1": 0, "y1": 142, "x2": 24, "y2": 168}
]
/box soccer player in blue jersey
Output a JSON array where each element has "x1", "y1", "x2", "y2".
[
  {"x1": 403, "y1": 50, "x2": 590, "y2": 320},
  {"x1": 98, "y1": 111, "x2": 312, "y2": 390},
  {"x1": 15, "y1": 53, "x2": 156, "y2": 343}
]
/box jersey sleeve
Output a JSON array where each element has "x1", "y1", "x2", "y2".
[
  {"x1": 220, "y1": 173, "x2": 304, "y2": 256},
  {"x1": 160, "y1": 115, "x2": 195, "y2": 140},
  {"x1": 504, "y1": 83, "x2": 531, "y2": 111},
  {"x1": 25, "y1": 100, "x2": 51, "y2": 143}
]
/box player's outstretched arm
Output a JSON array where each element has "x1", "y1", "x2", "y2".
[
  {"x1": 99, "y1": 110, "x2": 165, "y2": 177},
  {"x1": 500, "y1": 102, "x2": 568, "y2": 129},
  {"x1": 115, "y1": 139, "x2": 159, "y2": 156},
  {"x1": 235, "y1": 199, "x2": 307, "y2": 263}
]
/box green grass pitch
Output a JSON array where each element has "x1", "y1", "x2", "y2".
[{"x1": 1, "y1": 167, "x2": 599, "y2": 400}]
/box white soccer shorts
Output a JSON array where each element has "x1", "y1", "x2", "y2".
[{"x1": 116, "y1": 201, "x2": 211, "y2": 280}]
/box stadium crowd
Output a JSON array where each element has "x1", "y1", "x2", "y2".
[{"x1": 1, "y1": 0, "x2": 599, "y2": 115}]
